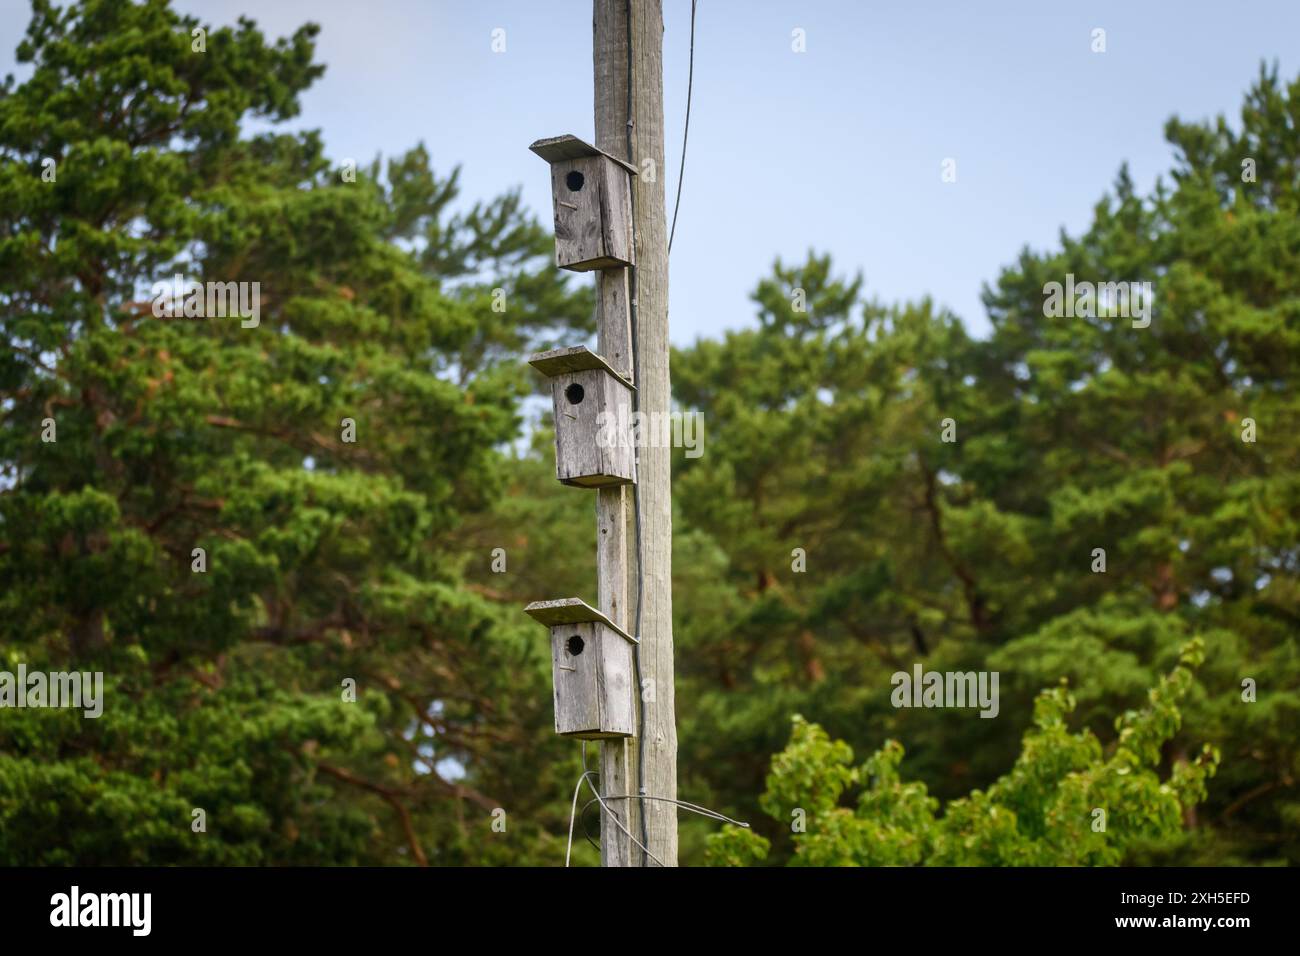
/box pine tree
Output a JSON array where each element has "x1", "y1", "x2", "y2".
[
  {"x1": 0, "y1": 0, "x2": 589, "y2": 864},
  {"x1": 672, "y1": 68, "x2": 1300, "y2": 864}
]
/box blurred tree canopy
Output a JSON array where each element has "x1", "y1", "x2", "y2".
[{"x1": 0, "y1": 1, "x2": 1295, "y2": 865}]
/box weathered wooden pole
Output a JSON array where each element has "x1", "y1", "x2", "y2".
[
  {"x1": 594, "y1": 265, "x2": 634, "y2": 867},
  {"x1": 593, "y1": 0, "x2": 676, "y2": 866}
]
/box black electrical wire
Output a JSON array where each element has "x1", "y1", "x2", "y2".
[
  {"x1": 625, "y1": 0, "x2": 650, "y2": 869},
  {"x1": 667, "y1": 0, "x2": 696, "y2": 255}
]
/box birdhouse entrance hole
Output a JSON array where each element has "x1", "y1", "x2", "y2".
[
  {"x1": 565, "y1": 170, "x2": 585, "y2": 191},
  {"x1": 565, "y1": 382, "x2": 585, "y2": 405},
  {"x1": 566, "y1": 634, "x2": 585, "y2": 656}
]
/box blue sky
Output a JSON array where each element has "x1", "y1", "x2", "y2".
[{"x1": 3, "y1": 0, "x2": 1298, "y2": 343}]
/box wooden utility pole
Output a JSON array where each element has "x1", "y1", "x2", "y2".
[{"x1": 593, "y1": 0, "x2": 676, "y2": 866}]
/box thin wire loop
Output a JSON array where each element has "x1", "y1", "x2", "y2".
[
  {"x1": 564, "y1": 767, "x2": 749, "y2": 867},
  {"x1": 566, "y1": 771, "x2": 664, "y2": 867},
  {"x1": 584, "y1": 794, "x2": 750, "y2": 829}
]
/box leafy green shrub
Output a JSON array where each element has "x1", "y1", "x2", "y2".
[{"x1": 708, "y1": 639, "x2": 1219, "y2": 866}]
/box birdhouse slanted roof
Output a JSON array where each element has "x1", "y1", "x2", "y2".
[
  {"x1": 523, "y1": 598, "x2": 637, "y2": 644},
  {"x1": 528, "y1": 134, "x2": 638, "y2": 175},
  {"x1": 527, "y1": 345, "x2": 635, "y2": 388}
]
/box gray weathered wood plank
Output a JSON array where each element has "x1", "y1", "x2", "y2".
[
  {"x1": 524, "y1": 597, "x2": 636, "y2": 642},
  {"x1": 595, "y1": 0, "x2": 674, "y2": 867},
  {"x1": 528, "y1": 344, "x2": 634, "y2": 386},
  {"x1": 529, "y1": 133, "x2": 638, "y2": 174}
]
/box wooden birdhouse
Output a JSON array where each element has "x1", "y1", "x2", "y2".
[
  {"x1": 529, "y1": 134, "x2": 636, "y2": 272},
  {"x1": 528, "y1": 345, "x2": 635, "y2": 487},
  {"x1": 524, "y1": 598, "x2": 637, "y2": 739}
]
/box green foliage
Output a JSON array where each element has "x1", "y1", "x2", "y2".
[
  {"x1": 1, "y1": 0, "x2": 1294, "y2": 867},
  {"x1": 707, "y1": 641, "x2": 1220, "y2": 866},
  {"x1": 0, "y1": 0, "x2": 590, "y2": 865},
  {"x1": 677, "y1": 67, "x2": 1300, "y2": 866}
]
